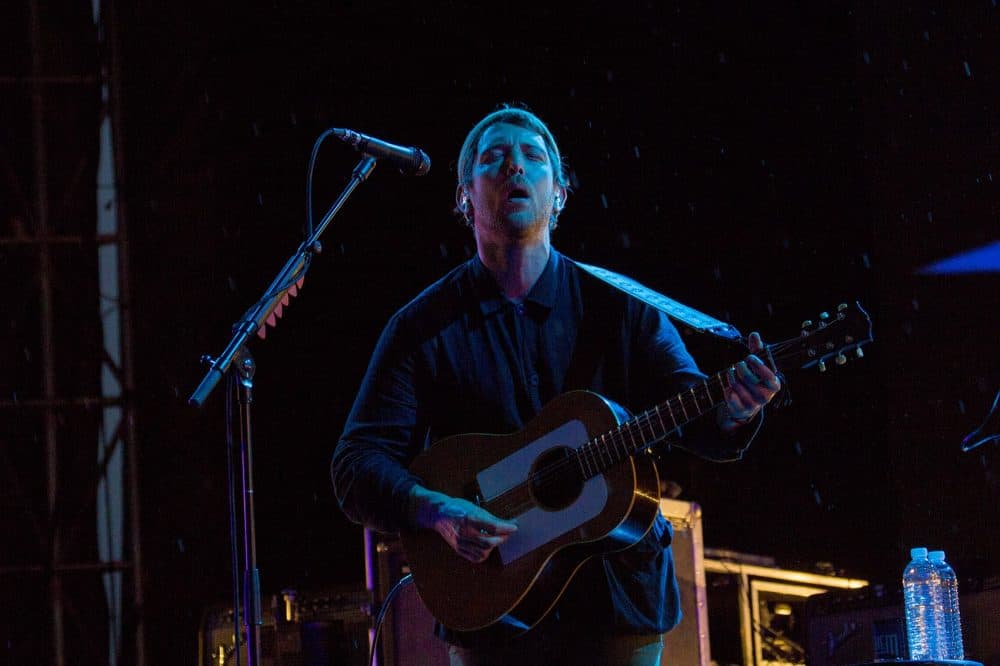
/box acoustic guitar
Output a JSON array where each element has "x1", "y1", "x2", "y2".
[{"x1": 399, "y1": 302, "x2": 873, "y2": 637}]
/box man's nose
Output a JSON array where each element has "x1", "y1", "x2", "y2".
[{"x1": 503, "y1": 154, "x2": 525, "y2": 176}]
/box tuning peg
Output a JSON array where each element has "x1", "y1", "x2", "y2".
[
  {"x1": 818, "y1": 360, "x2": 827, "y2": 372},
  {"x1": 819, "y1": 311, "x2": 830, "y2": 320},
  {"x1": 837, "y1": 303, "x2": 849, "y2": 312},
  {"x1": 855, "y1": 347, "x2": 864, "y2": 359},
  {"x1": 835, "y1": 353, "x2": 847, "y2": 365},
  {"x1": 802, "y1": 319, "x2": 813, "y2": 329}
]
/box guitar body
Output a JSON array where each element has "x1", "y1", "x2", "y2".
[{"x1": 399, "y1": 390, "x2": 661, "y2": 636}]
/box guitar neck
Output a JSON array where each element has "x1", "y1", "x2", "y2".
[{"x1": 576, "y1": 369, "x2": 736, "y2": 480}]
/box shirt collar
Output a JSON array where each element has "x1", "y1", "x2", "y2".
[{"x1": 470, "y1": 249, "x2": 561, "y2": 316}]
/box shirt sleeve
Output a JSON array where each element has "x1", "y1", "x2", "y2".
[
  {"x1": 330, "y1": 312, "x2": 425, "y2": 533},
  {"x1": 635, "y1": 304, "x2": 758, "y2": 462}
]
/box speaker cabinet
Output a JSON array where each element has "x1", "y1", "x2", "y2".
[{"x1": 660, "y1": 498, "x2": 712, "y2": 666}]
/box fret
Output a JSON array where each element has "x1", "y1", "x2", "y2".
[
  {"x1": 604, "y1": 433, "x2": 617, "y2": 467},
  {"x1": 652, "y1": 405, "x2": 666, "y2": 436},
  {"x1": 615, "y1": 428, "x2": 628, "y2": 460},
  {"x1": 634, "y1": 419, "x2": 647, "y2": 449},
  {"x1": 625, "y1": 423, "x2": 639, "y2": 455},
  {"x1": 689, "y1": 387, "x2": 700, "y2": 414},
  {"x1": 597, "y1": 434, "x2": 609, "y2": 469},
  {"x1": 676, "y1": 395, "x2": 689, "y2": 422},
  {"x1": 609, "y1": 432, "x2": 620, "y2": 465},
  {"x1": 702, "y1": 379, "x2": 715, "y2": 407},
  {"x1": 665, "y1": 401, "x2": 680, "y2": 430},
  {"x1": 637, "y1": 419, "x2": 649, "y2": 450},
  {"x1": 647, "y1": 412, "x2": 661, "y2": 442},
  {"x1": 583, "y1": 443, "x2": 595, "y2": 477},
  {"x1": 639, "y1": 412, "x2": 653, "y2": 443},
  {"x1": 632, "y1": 416, "x2": 645, "y2": 447},
  {"x1": 576, "y1": 448, "x2": 587, "y2": 479}
]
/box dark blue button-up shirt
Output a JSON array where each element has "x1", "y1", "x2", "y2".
[{"x1": 331, "y1": 249, "x2": 755, "y2": 643}]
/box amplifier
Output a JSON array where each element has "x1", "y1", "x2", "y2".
[
  {"x1": 704, "y1": 555, "x2": 869, "y2": 665},
  {"x1": 198, "y1": 585, "x2": 370, "y2": 666}
]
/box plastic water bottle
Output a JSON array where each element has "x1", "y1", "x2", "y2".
[
  {"x1": 929, "y1": 550, "x2": 965, "y2": 659},
  {"x1": 902, "y1": 546, "x2": 942, "y2": 659}
]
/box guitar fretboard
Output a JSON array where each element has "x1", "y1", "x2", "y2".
[{"x1": 575, "y1": 370, "x2": 736, "y2": 480}]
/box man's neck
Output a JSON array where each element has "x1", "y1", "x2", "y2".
[{"x1": 477, "y1": 237, "x2": 551, "y2": 303}]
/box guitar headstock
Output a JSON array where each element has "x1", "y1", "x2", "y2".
[{"x1": 770, "y1": 301, "x2": 873, "y2": 374}]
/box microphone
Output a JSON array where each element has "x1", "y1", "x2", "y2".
[{"x1": 332, "y1": 128, "x2": 431, "y2": 176}]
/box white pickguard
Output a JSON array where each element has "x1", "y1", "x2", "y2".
[{"x1": 476, "y1": 419, "x2": 609, "y2": 564}]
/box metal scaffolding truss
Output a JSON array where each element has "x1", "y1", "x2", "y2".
[{"x1": 0, "y1": 1, "x2": 146, "y2": 664}]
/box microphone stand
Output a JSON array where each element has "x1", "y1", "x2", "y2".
[{"x1": 189, "y1": 155, "x2": 377, "y2": 666}]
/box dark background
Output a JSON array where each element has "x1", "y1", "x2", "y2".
[{"x1": 2, "y1": 1, "x2": 997, "y2": 663}]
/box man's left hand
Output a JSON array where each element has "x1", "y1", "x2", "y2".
[{"x1": 720, "y1": 331, "x2": 781, "y2": 430}]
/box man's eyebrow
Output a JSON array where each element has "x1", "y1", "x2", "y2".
[{"x1": 479, "y1": 140, "x2": 547, "y2": 154}]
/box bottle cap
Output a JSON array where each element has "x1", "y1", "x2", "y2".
[
  {"x1": 929, "y1": 550, "x2": 945, "y2": 562},
  {"x1": 910, "y1": 546, "x2": 928, "y2": 558}
]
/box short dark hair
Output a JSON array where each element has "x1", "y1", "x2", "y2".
[{"x1": 456, "y1": 103, "x2": 569, "y2": 191}]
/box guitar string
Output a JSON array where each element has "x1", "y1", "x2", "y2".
[{"x1": 482, "y1": 334, "x2": 816, "y2": 518}]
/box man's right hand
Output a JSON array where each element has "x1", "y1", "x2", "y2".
[{"x1": 408, "y1": 485, "x2": 518, "y2": 563}]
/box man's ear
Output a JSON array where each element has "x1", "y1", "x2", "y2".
[
  {"x1": 456, "y1": 185, "x2": 470, "y2": 213},
  {"x1": 553, "y1": 185, "x2": 567, "y2": 212}
]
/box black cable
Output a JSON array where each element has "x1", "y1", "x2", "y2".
[
  {"x1": 306, "y1": 127, "x2": 338, "y2": 239},
  {"x1": 230, "y1": 127, "x2": 334, "y2": 335},
  {"x1": 961, "y1": 387, "x2": 1000, "y2": 452},
  {"x1": 369, "y1": 573, "x2": 415, "y2": 666}
]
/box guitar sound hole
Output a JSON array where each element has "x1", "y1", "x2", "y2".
[{"x1": 529, "y1": 446, "x2": 584, "y2": 511}]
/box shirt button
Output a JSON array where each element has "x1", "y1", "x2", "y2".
[
  {"x1": 515, "y1": 303, "x2": 526, "y2": 316},
  {"x1": 529, "y1": 374, "x2": 539, "y2": 386}
]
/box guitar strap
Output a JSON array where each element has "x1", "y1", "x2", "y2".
[
  {"x1": 570, "y1": 259, "x2": 791, "y2": 410},
  {"x1": 562, "y1": 259, "x2": 743, "y2": 393},
  {"x1": 574, "y1": 261, "x2": 744, "y2": 343}
]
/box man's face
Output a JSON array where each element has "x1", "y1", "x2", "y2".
[{"x1": 466, "y1": 122, "x2": 562, "y2": 241}]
